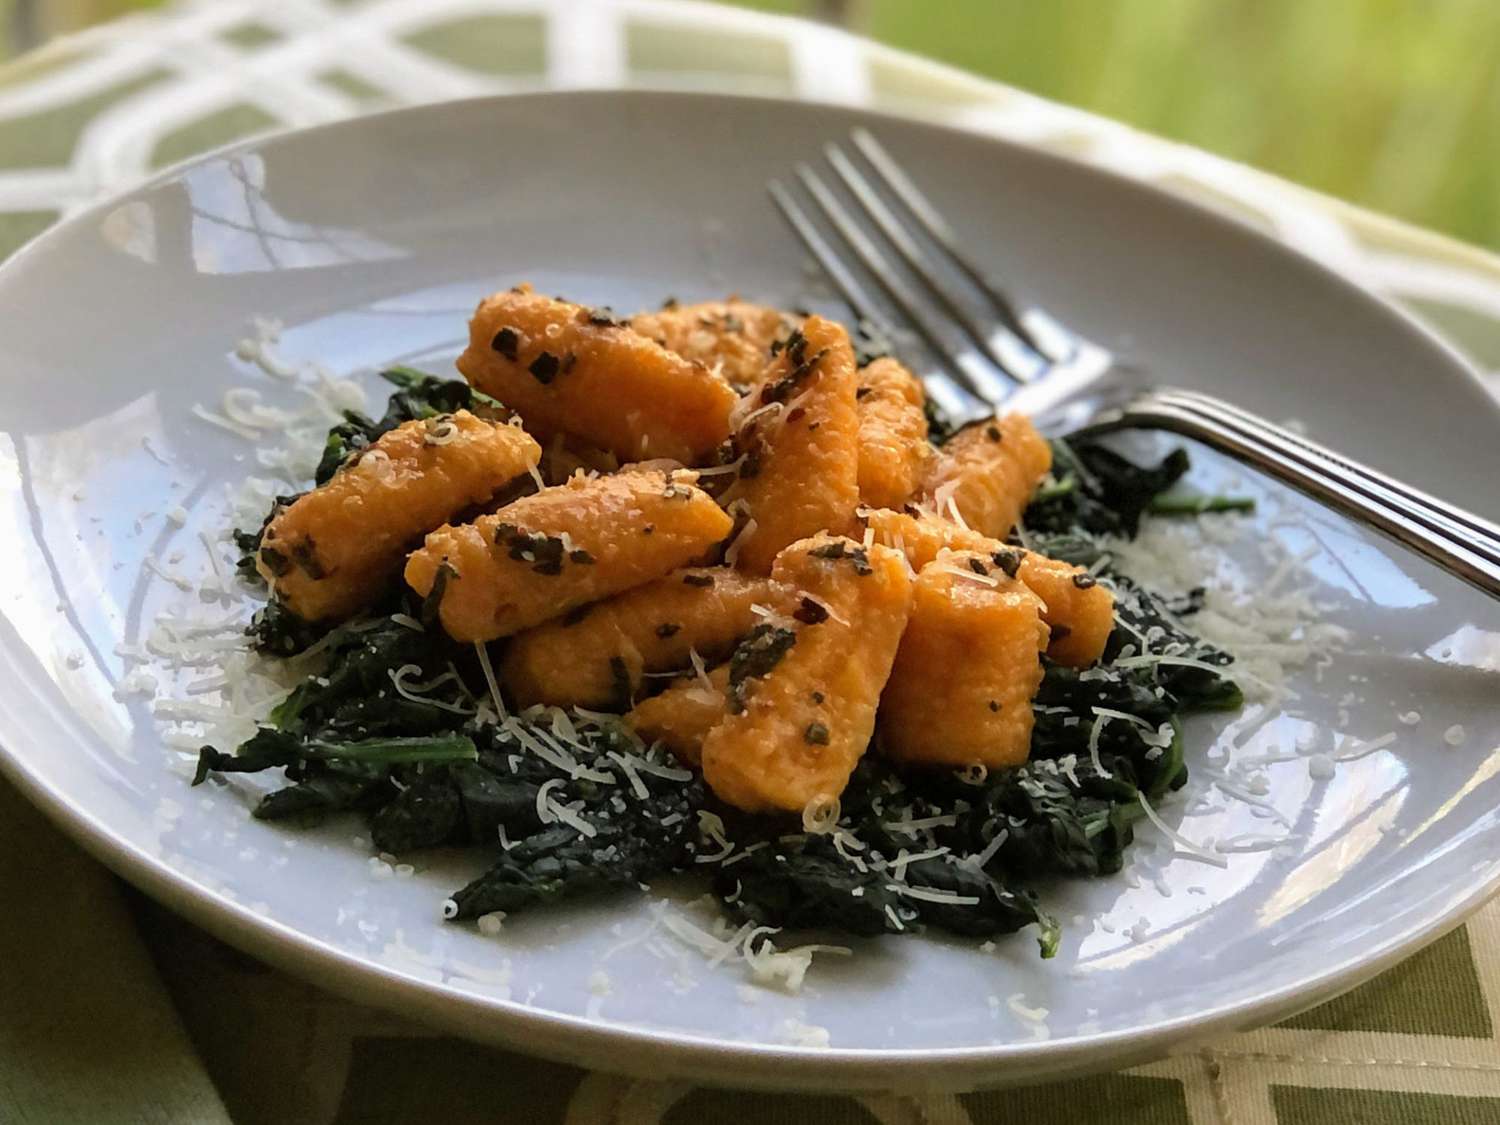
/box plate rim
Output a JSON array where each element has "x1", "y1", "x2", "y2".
[
  {"x1": 1, "y1": 738, "x2": 1491, "y2": 1091},
  {"x1": 1, "y1": 87, "x2": 1497, "y2": 1090},
  {"x1": 5, "y1": 87, "x2": 1496, "y2": 420}
]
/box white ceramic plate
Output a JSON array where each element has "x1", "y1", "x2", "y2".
[{"x1": 0, "y1": 91, "x2": 1497, "y2": 1092}]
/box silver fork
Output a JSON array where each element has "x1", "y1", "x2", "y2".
[{"x1": 770, "y1": 128, "x2": 1500, "y2": 601}]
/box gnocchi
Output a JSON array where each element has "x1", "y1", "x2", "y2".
[
  {"x1": 459, "y1": 285, "x2": 737, "y2": 464},
  {"x1": 256, "y1": 410, "x2": 540, "y2": 622},
  {"x1": 404, "y1": 468, "x2": 732, "y2": 642}
]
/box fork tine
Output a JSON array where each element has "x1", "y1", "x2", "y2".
[
  {"x1": 768, "y1": 179, "x2": 891, "y2": 334},
  {"x1": 769, "y1": 180, "x2": 988, "y2": 425},
  {"x1": 850, "y1": 128, "x2": 1048, "y2": 356},
  {"x1": 794, "y1": 163, "x2": 1019, "y2": 404},
  {"x1": 824, "y1": 142, "x2": 1045, "y2": 383}
]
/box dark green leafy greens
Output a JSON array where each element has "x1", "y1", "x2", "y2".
[
  {"x1": 1026, "y1": 437, "x2": 1253, "y2": 538},
  {"x1": 448, "y1": 787, "x2": 701, "y2": 918},
  {"x1": 195, "y1": 377, "x2": 1249, "y2": 965},
  {"x1": 314, "y1": 366, "x2": 506, "y2": 486},
  {"x1": 193, "y1": 607, "x2": 708, "y2": 907}
]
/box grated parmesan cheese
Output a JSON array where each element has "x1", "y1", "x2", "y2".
[
  {"x1": 535, "y1": 779, "x2": 565, "y2": 825},
  {"x1": 695, "y1": 811, "x2": 735, "y2": 864},
  {"x1": 1108, "y1": 515, "x2": 1349, "y2": 708},
  {"x1": 387, "y1": 665, "x2": 474, "y2": 715},
  {"x1": 655, "y1": 903, "x2": 847, "y2": 994},
  {"x1": 1332, "y1": 731, "x2": 1396, "y2": 762},
  {"x1": 191, "y1": 404, "x2": 260, "y2": 440},
  {"x1": 930, "y1": 560, "x2": 998, "y2": 588},
  {"x1": 722, "y1": 518, "x2": 758, "y2": 568},
  {"x1": 778, "y1": 1019, "x2": 831, "y2": 1048},
  {"x1": 606, "y1": 750, "x2": 651, "y2": 801},
  {"x1": 688, "y1": 646, "x2": 714, "y2": 693},
  {"x1": 801, "y1": 795, "x2": 841, "y2": 835},
  {"x1": 1007, "y1": 992, "x2": 1049, "y2": 1023},
  {"x1": 473, "y1": 641, "x2": 508, "y2": 721},
  {"x1": 1086, "y1": 712, "x2": 1115, "y2": 780},
  {"x1": 970, "y1": 829, "x2": 1008, "y2": 869},
  {"x1": 1213, "y1": 779, "x2": 1291, "y2": 827},
  {"x1": 889, "y1": 884, "x2": 980, "y2": 906},
  {"x1": 1136, "y1": 793, "x2": 1227, "y2": 867},
  {"x1": 550, "y1": 798, "x2": 598, "y2": 839}
]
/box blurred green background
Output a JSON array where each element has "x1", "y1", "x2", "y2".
[{"x1": 3, "y1": 0, "x2": 1496, "y2": 248}]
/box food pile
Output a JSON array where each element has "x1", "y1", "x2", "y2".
[{"x1": 198, "y1": 286, "x2": 1244, "y2": 955}]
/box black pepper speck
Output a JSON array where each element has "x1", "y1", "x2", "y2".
[
  {"x1": 528, "y1": 351, "x2": 561, "y2": 384},
  {"x1": 492, "y1": 327, "x2": 519, "y2": 361},
  {"x1": 794, "y1": 597, "x2": 829, "y2": 625},
  {"x1": 990, "y1": 548, "x2": 1024, "y2": 579}
]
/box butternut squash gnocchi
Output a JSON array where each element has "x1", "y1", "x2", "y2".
[
  {"x1": 861, "y1": 508, "x2": 1115, "y2": 667},
  {"x1": 502, "y1": 568, "x2": 776, "y2": 709},
  {"x1": 630, "y1": 299, "x2": 798, "y2": 389},
  {"x1": 699, "y1": 535, "x2": 914, "y2": 813},
  {"x1": 715, "y1": 314, "x2": 861, "y2": 574},
  {"x1": 921, "y1": 412, "x2": 1052, "y2": 539},
  {"x1": 855, "y1": 357, "x2": 933, "y2": 509},
  {"x1": 404, "y1": 468, "x2": 732, "y2": 643},
  {"x1": 879, "y1": 551, "x2": 1048, "y2": 769},
  {"x1": 624, "y1": 664, "x2": 729, "y2": 768},
  {"x1": 199, "y1": 279, "x2": 1258, "y2": 959},
  {"x1": 251, "y1": 286, "x2": 1133, "y2": 816},
  {"x1": 256, "y1": 410, "x2": 541, "y2": 622},
  {"x1": 458, "y1": 285, "x2": 737, "y2": 464}
]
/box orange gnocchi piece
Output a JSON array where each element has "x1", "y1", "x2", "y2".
[
  {"x1": 863, "y1": 508, "x2": 1115, "y2": 668},
  {"x1": 921, "y1": 412, "x2": 1051, "y2": 539},
  {"x1": 1008, "y1": 552, "x2": 1114, "y2": 670},
  {"x1": 630, "y1": 299, "x2": 797, "y2": 389},
  {"x1": 256, "y1": 411, "x2": 540, "y2": 623},
  {"x1": 856, "y1": 357, "x2": 933, "y2": 510},
  {"x1": 458, "y1": 285, "x2": 737, "y2": 464},
  {"x1": 879, "y1": 551, "x2": 1049, "y2": 769},
  {"x1": 718, "y1": 316, "x2": 860, "y2": 574},
  {"x1": 404, "y1": 468, "x2": 732, "y2": 642},
  {"x1": 501, "y1": 568, "x2": 776, "y2": 709},
  {"x1": 625, "y1": 665, "x2": 729, "y2": 768},
  {"x1": 700, "y1": 536, "x2": 913, "y2": 813}
]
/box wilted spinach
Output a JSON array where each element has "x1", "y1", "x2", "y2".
[{"x1": 193, "y1": 376, "x2": 1249, "y2": 961}]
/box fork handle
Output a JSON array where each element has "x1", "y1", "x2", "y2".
[
  {"x1": 1157, "y1": 390, "x2": 1500, "y2": 564},
  {"x1": 1163, "y1": 389, "x2": 1500, "y2": 548},
  {"x1": 1102, "y1": 391, "x2": 1500, "y2": 601}
]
